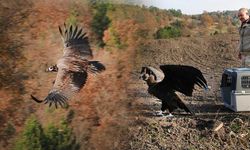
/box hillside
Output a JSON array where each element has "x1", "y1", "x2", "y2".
[{"x1": 0, "y1": 1, "x2": 249, "y2": 150}]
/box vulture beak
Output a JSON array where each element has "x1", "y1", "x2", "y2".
[
  {"x1": 139, "y1": 67, "x2": 147, "y2": 79},
  {"x1": 45, "y1": 68, "x2": 50, "y2": 72},
  {"x1": 139, "y1": 74, "x2": 143, "y2": 79}
]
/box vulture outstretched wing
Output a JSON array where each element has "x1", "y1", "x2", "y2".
[
  {"x1": 159, "y1": 65, "x2": 208, "y2": 96},
  {"x1": 31, "y1": 24, "x2": 99, "y2": 108},
  {"x1": 32, "y1": 69, "x2": 88, "y2": 108},
  {"x1": 59, "y1": 24, "x2": 93, "y2": 58}
]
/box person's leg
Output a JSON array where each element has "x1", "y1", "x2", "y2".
[
  {"x1": 241, "y1": 54, "x2": 246, "y2": 67},
  {"x1": 245, "y1": 55, "x2": 250, "y2": 67}
]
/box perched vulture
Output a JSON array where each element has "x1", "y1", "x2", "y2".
[
  {"x1": 31, "y1": 24, "x2": 105, "y2": 108},
  {"x1": 140, "y1": 65, "x2": 208, "y2": 117}
]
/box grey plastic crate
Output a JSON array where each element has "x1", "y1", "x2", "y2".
[{"x1": 220, "y1": 68, "x2": 250, "y2": 112}]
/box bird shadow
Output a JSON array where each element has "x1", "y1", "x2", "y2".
[
  {"x1": 137, "y1": 102, "x2": 250, "y2": 119},
  {"x1": 189, "y1": 103, "x2": 232, "y2": 114},
  {"x1": 186, "y1": 103, "x2": 250, "y2": 121}
]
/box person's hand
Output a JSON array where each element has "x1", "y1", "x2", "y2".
[{"x1": 238, "y1": 53, "x2": 242, "y2": 59}]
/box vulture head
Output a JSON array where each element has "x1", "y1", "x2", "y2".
[
  {"x1": 140, "y1": 66, "x2": 164, "y2": 83},
  {"x1": 47, "y1": 65, "x2": 58, "y2": 72}
]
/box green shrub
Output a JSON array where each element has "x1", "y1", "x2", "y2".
[
  {"x1": 154, "y1": 26, "x2": 181, "y2": 39},
  {"x1": 44, "y1": 121, "x2": 78, "y2": 150},
  {"x1": 14, "y1": 116, "x2": 79, "y2": 150},
  {"x1": 14, "y1": 115, "x2": 45, "y2": 150},
  {"x1": 66, "y1": 8, "x2": 79, "y2": 26},
  {"x1": 171, "y1": 20, "x2": 184, "y2": 28},
  {"x1": 148, "y1": 6, "x2": 159, "y2": 13},
  {"x1": 168, "y1": 8, "x2": 182, "y2": 17},
  {"x1": 91, "y1": 3, "x2": 112, "y2": 47},
  {"x1": 107, "y1": 27, "x2": 123, "y2": 49}
]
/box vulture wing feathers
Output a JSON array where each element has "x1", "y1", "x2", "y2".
[
  {"x1": 140, "y1": 65, "x2": 208, "y2": 116},
  {"x1": 59, "y1": 24, "x2": 93, "y2": 59},
  {"x1": 159, "y1": 65, "x2": 208, "y2": 96}
]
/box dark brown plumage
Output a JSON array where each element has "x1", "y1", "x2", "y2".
[
  {"x1": 140, "y1": 65, "x2": 208, "y2": 116},
  {"x1": 31, "y1": 24, "x2": 105, "y2": 108}
]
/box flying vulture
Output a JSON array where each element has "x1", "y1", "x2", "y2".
[
  {"x1": 31, "y1": 24, "x2": 105, "y2": 108},
  {"x1": 140, "y1": 65, "x2": 208, "y2": 117}
]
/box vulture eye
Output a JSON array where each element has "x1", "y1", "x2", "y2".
[{"x1": 48, "y1": 67, "x2": 54, "y2": 71}]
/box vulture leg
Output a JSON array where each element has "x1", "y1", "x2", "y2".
[
  {"x1": 166, "y1": 113, "x2": 174, "y2": 118},
  {"x1": 31, "y1": 95, "x2": 44, "y2": 103},
  {"x1": 161, "y1": 100, "x2": 169, "y2": 112},
  {"x1": 165, "y1": 105, "x2": 175, "y2": 117},
  {"x1": 156, "y1": 110, "x2": 164, "y2": 116}
]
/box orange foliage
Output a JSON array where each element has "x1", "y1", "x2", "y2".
[
  {"x1": 103, "y1": 19, "x2": 140, "y2": 48},
  {"x1": 103, "y1": 29, "x2": 111, "y2": 44},
  {"x1": 201, "y1": 13, "x2": 214, "y2": 27}
]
